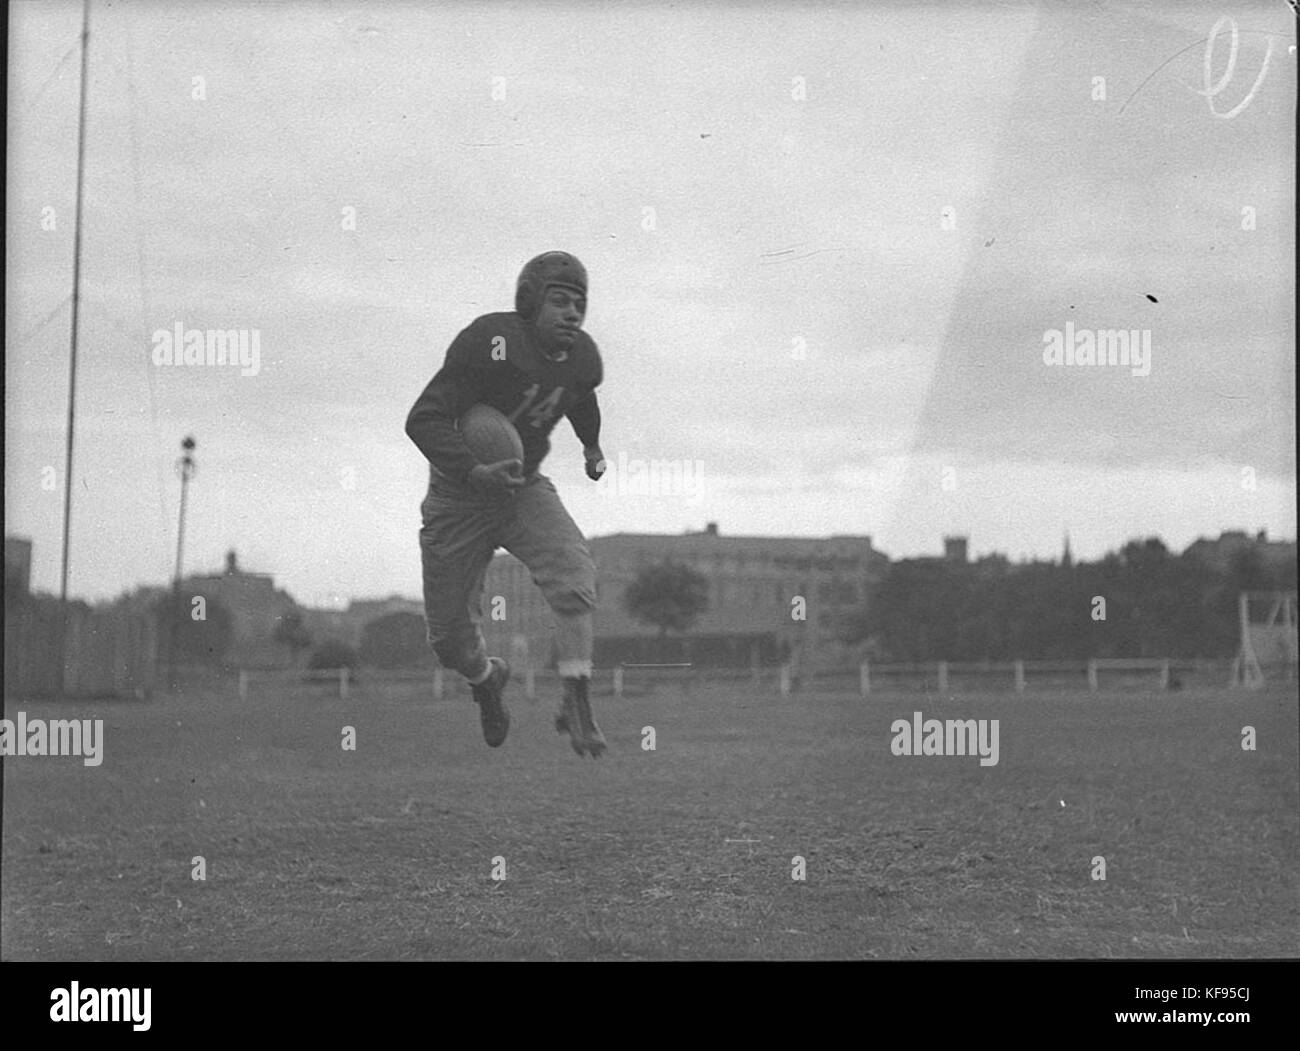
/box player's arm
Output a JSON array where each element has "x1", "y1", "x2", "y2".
[
  {"x1": 567, "y1": 347, "x2": 605, "y2": 480},
  {"x1": 405, "y1": 324, "x2": 491, "y2": 485}
]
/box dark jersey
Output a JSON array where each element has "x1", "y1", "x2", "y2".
[{"x1": 405, "y1": 312, "x2": 603, "y2": 484}]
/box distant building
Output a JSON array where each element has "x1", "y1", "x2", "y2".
[
  {"x1": 465, "y1": 525, "x2": 893, "y2": 670},
  {"x1": 915, "y1": 536, "x2": 1056, "y2": 574},
  {"x1": 181, "y1": 550, "x2": 299, "y2": 668},
  {"x1": 348, "y1": 595, "x2": 424, "y2": 623},
  {"x1": 1183, "y1": 530, "x2": 1296, "y2": 576},
  {"x1": 587, "y1": 525, "x2": 890, "y2": 668}
]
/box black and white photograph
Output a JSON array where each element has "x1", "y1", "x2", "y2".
[{"x1": 3, "y1": 0, "x2": 1297, "y2": 1007}]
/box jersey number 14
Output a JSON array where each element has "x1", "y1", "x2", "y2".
[{"x1": 509, "y1": 384, "x2": 565, "y2": 429}]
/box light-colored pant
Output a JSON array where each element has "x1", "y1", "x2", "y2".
[{"x1": 419, "y1": 471, "x2": 596, "y2": 679}]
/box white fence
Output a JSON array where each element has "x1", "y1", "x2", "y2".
[
  {"x1": 844, "y1": 658, "x2": 1171, "y2": 696},
  {"x1": 232, "y1": 657, "x2": 1229, "y2": 701}
]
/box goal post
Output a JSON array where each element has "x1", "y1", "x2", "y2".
[{"x1": 1230, "y1": 591, "x2": 1298, "y2": 688}]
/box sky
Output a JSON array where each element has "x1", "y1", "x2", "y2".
[{"x1": 5, "y1": 0, "x2": 1296, "y2": 608}]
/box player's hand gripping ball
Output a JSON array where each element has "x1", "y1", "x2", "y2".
[
  {"x1": 469, "y1": 459, "x2": 525, "y2": 490},
  {"x1": 584, "y1": 445, "x2": 607, "y2": 481},
  {"x1": 459, "y1": 404, "x2": 526, "y2": 490}
]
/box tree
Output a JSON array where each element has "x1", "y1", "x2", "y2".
[
  {"x1": 273, "y1": 608, "x2": 313, "y2": 666},
  {"x1": 1120, "y1": 536, "x2": 1169, "y2": 571},
  {"x1": 359, "y1": 612, "x2": 431, "y2": 668},
  {"x1": 307, "y1": 640, "x2": 359, "y2": 671},
  {"x1": 1226, "y1": 547, "x2": 1272, "y2": 593},
  {"x1": 623, "y1": 560, "x2": 710, "y2": 637},
  {"x1": 841, "y1": 560, "x2": 970, "y2": 662}
]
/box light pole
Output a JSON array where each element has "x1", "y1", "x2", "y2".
[
  {"x1": 169, "y1": 436, "x2": 197, "y2": 690},
  {"x1": 55, "y1": 0, "x2": 91, "y2": 702}
]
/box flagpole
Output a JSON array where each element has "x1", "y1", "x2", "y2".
[{"x1": 59, "y1": 0, "x2": 91, "y2": 694}]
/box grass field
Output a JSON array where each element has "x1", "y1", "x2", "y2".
[{"x1": 3, "y1": 676, "x2": 1297, "y2": 960}]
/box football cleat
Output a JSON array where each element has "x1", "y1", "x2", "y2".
[
  {"x1": 470, "y1": 657, "x2": 511, "y2": 747},
  {"x1": 555, "y1": 676, "x2": 606, "y2": 758}
]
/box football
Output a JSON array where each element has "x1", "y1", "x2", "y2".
[{"x1": 457, "y1": 403, "x2": 524, "y2": 466}]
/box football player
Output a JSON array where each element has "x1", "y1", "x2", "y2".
[{"x1": 405, "y1": 251, "x2": 608, "y2": 757}]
